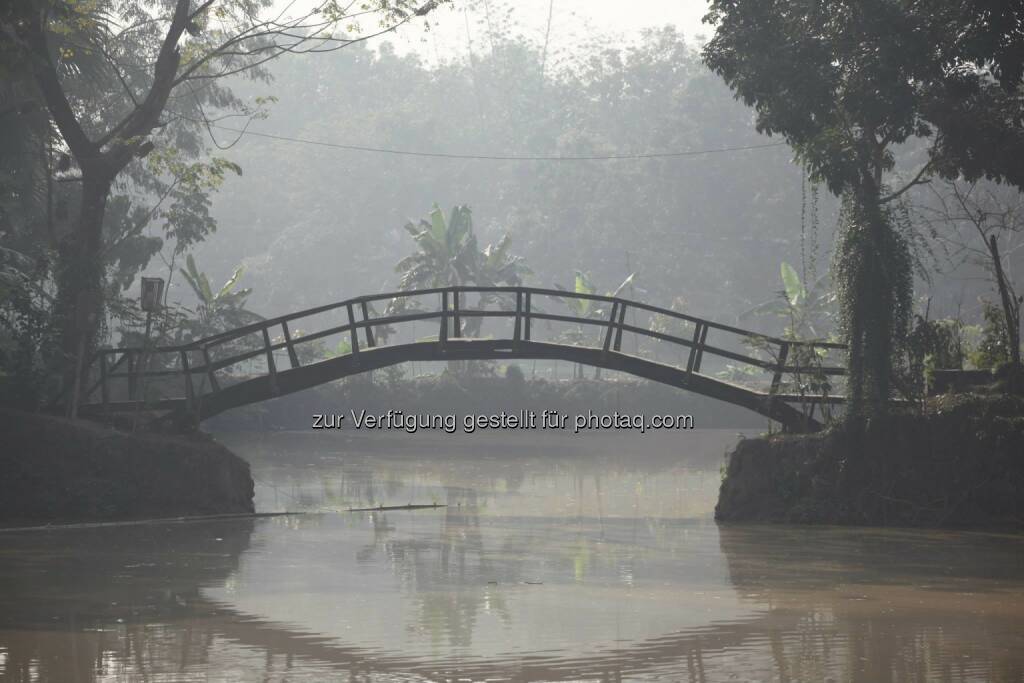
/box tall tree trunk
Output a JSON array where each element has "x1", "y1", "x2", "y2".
[
  {"x1": 988, "y1": 235, "x2": 1021, "y2": 367},
  {"x1": 839, "y1": 178, "x2": 899, "y2": 420},
  {"x1": 858, "y1": 180, "x2": 894, "y2": 413},
  {"x1": 55, "y1": 169, "x2": 112, "y2": 395}
]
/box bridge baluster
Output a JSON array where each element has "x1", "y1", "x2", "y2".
[
  {"x1": 513, "y1": 291, "x2": 523, "y2": 343},
  {"x1": 281, "y1": 322, "x2": 301, "y2": 368},
  {"x1": 99, "y1": 352, "x2": 109, "y2": 413},
  {"x1": 453, "y1": 290, "x2": 461, "y2": 339},
  {"x1": 181, "y1": 349, "x2": 195, "y2": 412},
  {"x1": 614, "y1": 302, "x2": 627, "y2": 352},
  {"x1": 127, "y1": 351, "x2": 137, "y2": 401},
  {"x1": 524, "y1": 292, "x2": 532, "y2": 341},
  {"x1": 602, "y1": 302, "x2": 619, "y2": 354},
  {"x1": 360, "y1": 301, "x2": 376, "y2": 348},
  {"x1": 346, "y1": 304, "x2": 361, "y2": 360},
  {"x1": 770, "y1": 341, "x2": 790, "y2": 397},
  {"x1": 694, "y1": 325, "x2": 709, "y2": 372},
  {"x1": 262, "y1": 327, "x2": 279, "y2": 395},
  {"x1": 686, "y1": 323, "x2": 705, "y2": 378},
  {"x1": 439, "y1": 291, "x2": 449, "y2": 347},
  {"x1": 201, "y1": 344, "x2": 221, "y2": 393}
]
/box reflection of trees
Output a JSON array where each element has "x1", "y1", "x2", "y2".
[
  {"x1": 718, "y1": 525, "x2": 1024, "y2": 683},
  {"x1": 14, "y1": 520, "x2": 1019, "y2": 682},
  {"x1": 383, "y1": 487, "x2": 512, "y2": 648},
  {"x1": 0, "y1": 518, "x2": 254, "y2": 682}
]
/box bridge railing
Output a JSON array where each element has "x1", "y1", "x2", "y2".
[{"x1": 67, "y1": 286, "x2": 846, "y2": 415}]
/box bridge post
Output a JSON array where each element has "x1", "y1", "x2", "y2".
[
  {"x1": 281, "y1": 321, "x2": 301, "y2": 369},
  {"x1": 345, "y1": 304, "x2": 361, "y2": 362},
  {"x1": 181, "y1": 349, "x2": 195, "y2": 413},
  {"x1": 360, "y1": 301, "x2": 376, "y2": 348},
  {"x1": 262, "y1": 327, "x2": 279, "y2": 395},
  {"x1": 99, "y1": 352, "x2": 109, "y2": 414},
  {"x1": 513, "y1": 290, "x2": 523, "y2": 344},
  {"x1": 452, "y1": 289, "x2": 461, "y2": 338},
  {"x1": 524, "y1": 292, "x2": 532, "y2": 341},
  {"x1": 686, "y1": 323, "x2": 706, "y2": 378},
  {"x1": 127, "y1": 350, "x2": 138, "y2": 401},
  {"x1": 769, "y1": 341, "x2": 790, "y2": 397},
  {"x1": 439, "y1": 291, "x2": 449, "y2": 348},
  {"x1": 694, "y1": 324, "x2": 708, "y2": 372},
  {"x1": 602, "y1": 301, "x2": 619, "y2": 355},
  {"x1": 613, "y1": 302, "x2": 627, "y2": 351},
  {"x1": 201, "y1": 344, "x2": 221, "y2": 393}
]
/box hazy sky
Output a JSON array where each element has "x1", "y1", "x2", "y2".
[{"x1": 369, "y1": 0, "x2": 712, "y2": 64}]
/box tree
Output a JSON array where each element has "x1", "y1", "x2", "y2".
[
  {"x1": 394, "y1": 203, "x2": 529, "y2": 332},
  {"x1": 553, "y1": 270, "x2": 635, "y2": 379},
  {"x1": 395, "y1": 204, "x2": 479, "y2": 292},
  {"x1": 395, "y1": 202, "x2": 531, "y2": 295},
  {"x1": 203, "y1": 24, "x2": 815, "y2": 325},
  {"x1": 702, "y1": 0, "x2": 1024, "y2": 418},
  {"x1": 178, "y1": 254, "x2": 261, "y2": 338},
  {"x1": 917, "y1": 181, "x2": 1022, "y2": 370},
  {"x1": 5, "y1": 0, "x2": 449, "y2": 393}
]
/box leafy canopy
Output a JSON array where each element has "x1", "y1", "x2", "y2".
[{"x1": 702, "y1": 0, "x2": 1024, "y2": 193}]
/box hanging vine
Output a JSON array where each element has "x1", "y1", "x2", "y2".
[{"x1": 832, "y1": 187, "x2": 914, "y2": 418}]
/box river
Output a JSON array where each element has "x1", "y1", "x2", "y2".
[{"x1": 1, "y1": 429, "x2": 1023, "y2": 682}]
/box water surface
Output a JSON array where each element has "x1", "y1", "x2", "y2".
[{"x1": 1, "y1": 429, "x2": 1023, "y2": 682}]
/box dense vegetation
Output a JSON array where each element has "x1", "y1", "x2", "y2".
[{"x1": 2, "y1": 0, "x2": 1022, "y2": 421}]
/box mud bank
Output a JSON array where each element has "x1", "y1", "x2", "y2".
[
  {"x1": 0, "y1": 411, "x2": 254, "y2": 527},
  {"x1": 716, "y1": 394, "x2": 1024, "y2": 530}
]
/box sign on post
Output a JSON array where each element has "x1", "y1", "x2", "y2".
[{"x1": 140, "y1": 277, "x2": 164, "y2": 312}]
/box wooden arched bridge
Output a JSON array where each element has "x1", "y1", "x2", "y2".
[{"x1": 66, "y1": 286, "x2": 846, "y2": 431}]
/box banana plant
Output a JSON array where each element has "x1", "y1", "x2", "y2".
[
  {"x1": 554, "y1": 271, "x2": 637, "y2": 322},
  {"x1": 391, "y1": 203, "x2": 530, "y2": 338},
  {"x1": 553, "y1": 271, "x2": 637, "y2": 378},
  {"x1": 179, "y1": 254, "x2": 262, "y2": 339},
  {"x1": 740, "y1": 262, "x2": 835, "y2": 342},
  {"x1": 394, "y1": 204, "x2": 478, "y2": 292}
]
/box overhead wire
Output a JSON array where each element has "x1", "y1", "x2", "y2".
[{"x1": 192, "y1": 119, "x2": 788, "y2": 161}]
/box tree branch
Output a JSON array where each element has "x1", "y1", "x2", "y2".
[
  {"x1": 880, "y1": 162, "x2": 933, "y2": 203},
  {"x1": 26, "y1": 8, "x2": 96, "y2": 161}
]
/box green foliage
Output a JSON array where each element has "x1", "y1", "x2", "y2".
[
  {"x1": 971, "y1": 301, "x2": 1014, "y2": 370},
  {"x1": 395, "y1": 204, "x2": 530, "y2": 294},
  {"x1": 780, "y1": 263, "x2": 804, "y2": 307},
  {"x1": 702, "y1": 0, "x2": 1024, "y2": 193},
  {"x1": 742, "y1": 261, "x2": 835, "y2": 342},
  {"x1": 325, "y1": 337, "x2": 353, "y2": 359},
  {"x1": 392, "y1": 203, "x2": 529, "y2": 340},
  {"x1": 0, "y1": 245, "x2": 56, "y2": 407},
  {"x1": 703, "y1": 0, "x2": 1024, "y2": 418},
  {"x1": 206, "y1": 26, "x2": 817, "y2": 327},
  {"x1": 905, "y1": 316, "x2": 966, "y2": 396},
  {"x1": 178, "y1": 255, "x2": 262, "y2": 339},
  {"x1": 832, "y1": 193, "x2": 915, "y2": 413}
]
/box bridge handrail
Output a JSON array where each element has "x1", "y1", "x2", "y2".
[
  {"x1": 95, "y1": 285, "x2": 845, "y2": 355},
  {"x1": 62, "y1": 285, "x2": 847, "y2": 415}
]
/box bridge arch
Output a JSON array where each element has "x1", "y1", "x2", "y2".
[{"x1": 67, "y1": 286, "x2": 845, "y2": 432}]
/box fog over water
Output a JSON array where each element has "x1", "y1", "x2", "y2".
[{"x1": 2, "y1": 432, "x2": 1024, "y2": 682}]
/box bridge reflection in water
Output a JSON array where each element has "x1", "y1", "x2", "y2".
[
  {"x1": 2, "y1": 436, "x2": 1023, "y2": 682},
  {"x1": 67, "y1": 286, "x2": 846, "y2": 431}
]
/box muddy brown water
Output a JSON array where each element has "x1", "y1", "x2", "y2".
[{"x1": 1, "y1": 429, "x2": 1023, "y2": 682}]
